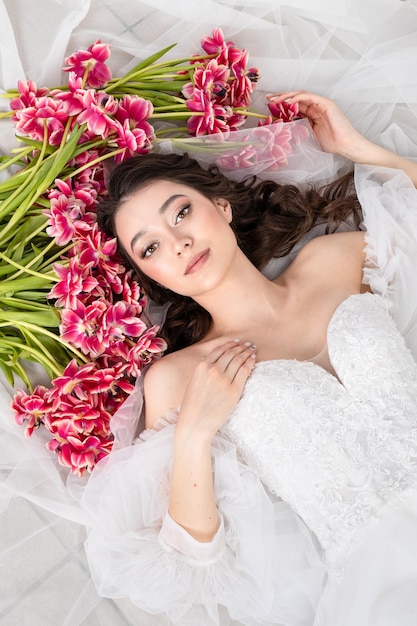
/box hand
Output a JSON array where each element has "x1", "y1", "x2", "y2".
[
  {"x1": 267, "y1": 91, "x2": 367, "y2": 160},
  {"x1": 177, "y1": 340, "x2": 256, "y2": 441}
]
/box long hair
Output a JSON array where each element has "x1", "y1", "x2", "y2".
[{"x1": 97, "y1": 152, "x2": 361, "y2": 352}]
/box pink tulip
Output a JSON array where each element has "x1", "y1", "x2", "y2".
[
  {"x1": 10, "y1": 80, "x2": 49, "y2": 112},
  {"x1": 12, "y1": 386, "x2": 52, "y2": 437},
  {"x1": 14, "y1": 96, "x2": 68, "y2": 144},
  {"x1": 48, "y1": 257, "x2": 99, "y2": 308},
  {"x1": 76, "y1": 90, "x2": 118, "y2": 138},
  {"x1": 63, "y1": 40, "x2": 112, "y2": 89},
  {"x1": 267, "y1": 100, "x2": 301, "y2": 123},
  {"x1": 60, "y1": 300, "x2": 107, "y2": 358}
]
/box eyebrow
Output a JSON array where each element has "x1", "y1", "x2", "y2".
[{"x1": 129, "y1": 194, "x2": 186, "y2": 252}]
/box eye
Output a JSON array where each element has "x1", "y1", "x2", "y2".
[
  {"x1": 175, "y1": 204, "x2": 190, "y2": 223},
  {"x1": 141, "y1": 241, "x2": 159, "y2": 259}
]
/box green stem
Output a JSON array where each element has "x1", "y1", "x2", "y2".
[
  {"x1": 155, "y1": 126, "x2": 189, "y2": 136},
  {"x1": 2, "y1": 238, "x2": 57, "y2": 282},
  {"x1": 0, "y1": 252, "x2": 58, "y2": 283},
  {"x1": 62, "y1": 147, "x2": 124, "y2": 181},
  {"x1": 153, "y1": 104, "x2": 189, "y2": 112},
  {"x1": 12, "y1": 218, "x2": 49, "y2": 249},
  {"x1": 20, "y1": 326, "x2": 66, "y2": 376},
  {"x1": 0, "y1": 124, "x2": 84, "y2": 239},
  {"x1": 132, "y1": 53, "x2": 213, "y2": 74},
  {"x1": 9, "y1": 359, "x2": 32, "y2": 390},
  {"x1": 0, "y1": 337, "x2": 62, "y2": 377},
  {"x1": 0, "y1": 320, "x2": 88, "y2": 363},
  {"x1": 0, "y1": 122, "x2": 49, "y2": 217},
  {"x1": 234, "y1": 109, "x2": 269, "y2": 119},
  {"x1": 60, "y1": 116, "x2": 74, "y2": 146},
  {"x1": 111, "y1": 80, "x2": 187, "y2": 92},
  {"x1": 0, "y1": 146, "x2": 33, "y2": 173},
  {"x1": 130, "y1": 72, "x2": 190, "y2": 82},
  {"x1": 150, "y1": 112, "x2": 197, "y2": 119},
  {"x1": 37, "y1": 245, "x2": 72, "y2": 272},
  {"x1": 107, "y1": 51, "x2": 214, "y2": 92},
  {"x1": 0, "y1": 296, "x2": 53, "y2": 311}
]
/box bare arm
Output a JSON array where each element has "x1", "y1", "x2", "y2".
[
  {"x1": 144, "y1": 340, "x2": 257, "y2": 542},
  {"x1": 268, "y1": 92, "x2": 417, "y2": 187}
]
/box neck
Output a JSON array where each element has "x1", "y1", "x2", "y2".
[{"x1": 194, "y1": 252, "x2": 284, "y2": 338}]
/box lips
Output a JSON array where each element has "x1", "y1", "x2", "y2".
[{"x1": 185, "y1": 248, "x2": 210, "y2": 275}]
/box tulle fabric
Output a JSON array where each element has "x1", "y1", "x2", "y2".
[
  {"x1": 359, "y1": 162, "x2": 417, "y2": 357},
  {"x1": 1, "y1": 1, "x2": 417, "y2": 624},
  {"x1": 81, "y1": 416, "x2": 325, "y2": 625},
  {"x1": 1, "y1": 0, "x2": 417, "y2": 152}
]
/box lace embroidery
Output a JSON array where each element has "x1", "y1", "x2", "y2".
[{"x1": 225, "y1": 293, "x2": 417, "y2": 565}]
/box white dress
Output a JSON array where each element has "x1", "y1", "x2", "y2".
[{"x1": 76, "y1": 164, "x2": 417, "y2": 626}]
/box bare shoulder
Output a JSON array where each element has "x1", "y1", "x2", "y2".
[
  {"x1": 300, "y1": 229, "x2": 366, "y2": 258},
  {"x1": 143, "y1": 345, "x2": 199, "y2": 429},
  {"x1": 288, "y1": 230, "x2": 366, "y2": 287}
]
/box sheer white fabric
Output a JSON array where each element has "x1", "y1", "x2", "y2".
[
  {"x1": 81, "y1": 416, "x2": 325, "y2": 625},
  {"x1": 1, "y1": 1, "x2": 417, "y2": 624}
]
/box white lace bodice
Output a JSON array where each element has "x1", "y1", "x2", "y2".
[{"x1": 225, "y1": 293, "x2": 417, "y2": 565}]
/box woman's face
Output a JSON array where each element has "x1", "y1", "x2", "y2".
[{"x1": 114, "y1": 179, "x2": 237, "y2": 298}]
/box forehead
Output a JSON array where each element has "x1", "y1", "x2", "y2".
[{"x1": 114, "y1": 179, "x2": 202, "y2": 238}]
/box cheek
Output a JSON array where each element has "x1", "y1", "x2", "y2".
[{"x1": 135, "y1": 257, "x2": 173, "y2": 289}]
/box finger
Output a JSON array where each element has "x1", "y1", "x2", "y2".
[
  {"x1": 203, "y1": 338, "x2": 256, "y2": 365},
  {"x1": 232, "y1": 351, "x2": 257, "y2": 388},
  {"x1": 267, "y1": 91, "x2": 327, "y2": 102},
  {"x1": 267, "y1": 92, "x2": 333, "y2": 116},
  {"x1": 266, "y1": 91, "x2": 318, "y2": 104},
  {"x1": 199, "y1": 343, "x2": 255, "y2": 387},
  {"x1": 213, "y1": 342, "x2": 256, "y2": 376},
  {"x1": 201, "y1": 339, "x2": 242, "y2": 365},
  {"x1": 207, "y1": 345, "x2": 256, "y2": 387},
  {"x1": 266, "y1": 91, "x2": 305, "y2": 101}
]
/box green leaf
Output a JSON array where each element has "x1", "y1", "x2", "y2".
[
  {"x1": 15, "y1": 135, "x2": 56, "y2": 155},
  {"x1": 0, "y1": 309, "x2": 60, "y2": 327},
  {"x1": 0, "y1": 276, "x2": 54, "y2": 294},
  {"x1": 0, "y1": 168, "x2": 31, "y2": 195},
  {"x1": 0, "y1": 297, "x2": 54, "y2": 312},
  {"x1": 0, "y1": 123, "x2": 84, "y2": 226},
  {"x1": 10, "y1": 290, "x2": 53, "y2": 301},
  {"x1": 106, "y1": 44, "x2": 178, "y2": 92},
  {"x1": 118, "y1": 80, "x2": 187, "y2": 92},
  {"x1": 0, "y1": 357, "x2": 18, "y2": 387}
]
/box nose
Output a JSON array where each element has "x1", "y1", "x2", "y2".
[{"x1": 174, "y1": 235, "x2": 192, "y2": 256}]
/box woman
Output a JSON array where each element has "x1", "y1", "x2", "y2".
[{"x1": 77, "y1": 92, "x2": 417, "y2": 626}]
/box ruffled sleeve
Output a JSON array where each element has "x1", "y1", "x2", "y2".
[
  {"x1": 80, "y1": 417, "x2": 325, "y2": 626},
  {"x1": 158, "y1": 511, "x2": 226, "y2": 565},
  {"x1": 357, "y1": 163, "x2": 417, "y2": 360}
]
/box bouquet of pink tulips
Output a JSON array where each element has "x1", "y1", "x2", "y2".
[{"x1": 0, "y1": 29, "x2": 300, "y2": 475}]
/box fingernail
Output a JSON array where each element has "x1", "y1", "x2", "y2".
[
  {"x1": 244, "y1": 341, "x2": 252, "y2": 347},
  {"x1": 233, "y1": 338, "x2": 241, "y2": 343}
]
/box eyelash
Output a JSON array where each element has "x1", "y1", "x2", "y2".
[{"x1": 140, "y1": 204, "x2": 191, "y2": 259}]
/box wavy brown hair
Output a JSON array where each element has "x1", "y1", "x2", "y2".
[{"x1": 97, "y1": 152, "x2": 361, "y2": 353}]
